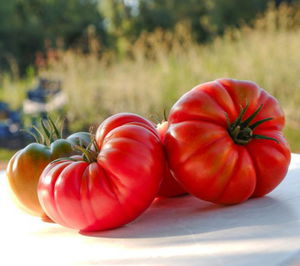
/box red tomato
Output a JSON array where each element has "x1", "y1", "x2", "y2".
[
  {"x1": 38, "y1": 113, "x2": 165, "y2": 231},
  {"x1": 165, "y1": 79, "x2": 291, "y2": 204},
  {"x1": 156, "y1": 121, "x2": 186, "y2": 197}
]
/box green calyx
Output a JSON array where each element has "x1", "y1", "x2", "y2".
[
  {"x1": 73, "y1": 137, "x2": 99, "y2": 163},
  {"x1": 226, "y1": 104, "x2": 279, "y2": 145},
  {"x1": 24, "y1": 116, "x2": 63, "y2": 146},
  {"x1": 51, "y1": 136, "x2": 99, "y2": 164}
]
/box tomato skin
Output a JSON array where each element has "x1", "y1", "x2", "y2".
[
  {"x1": 165, "y1": 79, "x2": 291, "y2": 204},
  {"x1": 38, "y1": 113, "x2": 165, "y2": 231},
  {"x1": 156, "y1": 121, "x2": 186, "y2": 197},
  {"x1": 6, "y1": 132, "x2": 90, "y2": 216}
]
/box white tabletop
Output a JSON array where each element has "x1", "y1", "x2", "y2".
[{"x1": 1, "y1": 154, "x2": 300, "y2": 266}]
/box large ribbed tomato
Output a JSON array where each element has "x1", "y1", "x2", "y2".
[
  {"x1": 165, "y1": 79, "x2": 291, "y2": 204},
  {"x1": 156, "y1": 121, "x2": 186, "y2": 197},
  {"x1": 38, "y1": 113, "x2": 165, "y2": 231}
]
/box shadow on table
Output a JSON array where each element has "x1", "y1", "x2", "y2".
[
  {"x1": 80, "y1": 194, "x2": 298, "y2": 240},
  {"x1": 82, "y1": 250, "x2": 299, "y2": 266}
]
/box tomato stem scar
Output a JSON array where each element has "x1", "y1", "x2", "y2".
[{"x1": 227, "y1": 104, "x2": 279, "y2": 145}]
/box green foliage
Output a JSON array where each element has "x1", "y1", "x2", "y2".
[
  {"x1": 0, "y1": 148, "x2": 17, "y2": 164},
  {"x1": 205, "y1": 0, "x2": 270, "y2": 34},
  {"x1": 2, "y1": 0, "x2": 298, "y2": 71},
  {"x1": 1, "y1": 4, "x2": 300, "y2": 153},
  {"x1": 99, "y1": 0, "x2": 276, "y2": 52},
  {"x1": 0, "y1": 0, "x2": 105, "y2": 73}
]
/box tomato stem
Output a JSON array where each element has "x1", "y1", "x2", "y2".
[
  {"x1": 249, "y1": 117, "x2": 273, "y2": 129},
  {"x1": 227, "y1": 104, "x2": 279, "y2": 145},
  {"x1": 73, "y1": 136, "x2": 99, "y2": 163},
  {"x1": 240, "y1": 104, "x2": 263, "y2": 128},
  {"x1": 163, "y1": 109, "x2": 168, "y2": 121},
  {"x1": 48, "y1": 116, "x2": 61, "y2": 139},
  {"x1": 24, "y1": 116, "x2": 64, "y2": 146}
]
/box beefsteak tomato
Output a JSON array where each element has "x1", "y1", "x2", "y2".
[
  {"x1": 165, "y1": 79, "x2": 291, "y2": 204},
  {"x1": 38, "y1": 113, "x2": 165, "y2": 231},
  {"x1": 156, "y1": 121, "x2": 186, "y2": 197},
  {"x1": 6, "y1": 119, "x2": 90, "y2": 217}
]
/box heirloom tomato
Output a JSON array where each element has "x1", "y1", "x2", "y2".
[
  {"x1": 6, "y1": 118, "x2": 90, "y2": 217},
  {"x1": 38, "y1": 113, "x2": 165, "y2": 231},
  {"x1": 156, "y1": 121, "x2": 186, "y2": 197},
  {"x1": 165, "y1": 79, "x2": 291, "y2": 204}
]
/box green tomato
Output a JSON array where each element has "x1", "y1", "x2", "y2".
[{"x1": 6, "y1": 131, "x2": 91, "y2": 217}]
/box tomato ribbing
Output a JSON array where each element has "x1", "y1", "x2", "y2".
[
  {"x1": 165, "y1": 78, "x2": 291, "y2": 204},
  {"x1": 38, "y1": 113, "x2": 165, "y2": 231}
]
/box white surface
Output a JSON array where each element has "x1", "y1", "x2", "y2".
[{"x1": 1, "y1": 154, "x2": 300, "y2": 266}]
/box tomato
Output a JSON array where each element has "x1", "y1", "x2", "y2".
[
  {"x1": 6, "y1": 129, "x2": 90, "y2": 217},
  {"x1": 165, "y1": 79, "x2": 291, "y2": 204},
  {"x1": 156, "y1": 121, "x2": 186, "y2": 197},
  {"x1": 38, "y1": 113, "x2": 165, "y2": 231}
]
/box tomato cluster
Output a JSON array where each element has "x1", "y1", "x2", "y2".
[{"x1": 6, "y1": 79, "x2": 291, "y2": 232}]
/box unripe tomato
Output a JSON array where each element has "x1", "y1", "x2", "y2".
[{"x1": 6, "y1": 127, "x2": 90, "y2": 217}]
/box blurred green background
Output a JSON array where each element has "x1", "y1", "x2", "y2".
[{"x1": 1, "y1": 0, "x2": 300, "y2": 163}]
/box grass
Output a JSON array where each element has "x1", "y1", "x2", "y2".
[
  {"x1": 284, "y1": 126, "x2": 300, "y2": 153},
  {"x1": 0, "y1": 148, "x2": 17, "y2": 169},
  {"x1": 0, "y1": 68, "x2": 35, "y2": 109},
  {"x1": 1, "y1": 4, "x2": 300, "y2": 157}
]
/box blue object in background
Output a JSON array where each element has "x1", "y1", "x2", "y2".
[
  {"x1": 1, "y1": 78, "x2": 65, "y2": 149},
  {"x1": 27, "y1": 78, "x2": 61, "y2": 103},
  {"x1": 0, "y1": 101, "x2": 25, "y2": 148}
]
